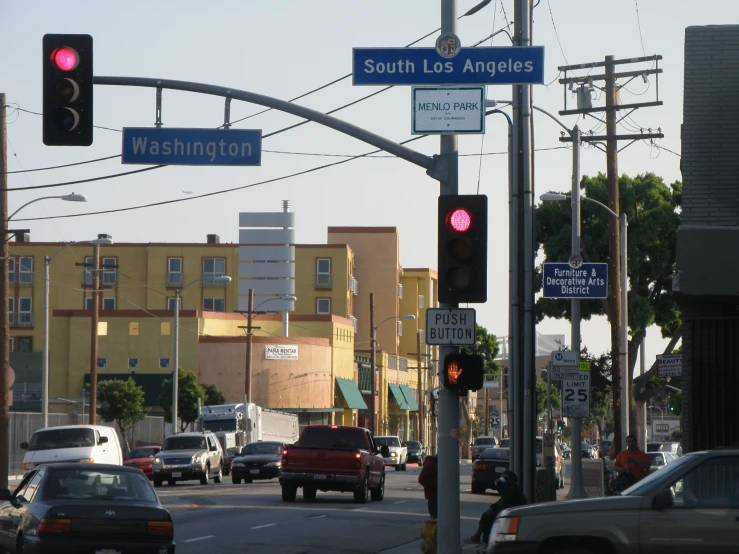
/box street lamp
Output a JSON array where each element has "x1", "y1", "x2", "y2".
[
  {"x1": 8, "y1": 193, "x2": 87, "y2": 221},
  {"x1": 42, "y1": 236, "x2": 113, "y2": 428},
  {"x1": 540, "y1": 190, "x2": 629, "y2": 449},
  {"x1": 171, "y1": 274, "x2": 231, "y2": 433},
  {"x1": 369, "y1": 313, "x2": 415, "y2": 434},
  {"x1": 255, "y1": 295, "x2": 297, "y2": 336}
]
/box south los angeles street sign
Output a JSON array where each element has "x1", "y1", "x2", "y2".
[{"x1": 353, "y1": 46, "x2": 545, "y2": 86}]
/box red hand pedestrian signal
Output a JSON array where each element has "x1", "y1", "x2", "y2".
[
  {"x1": 447, "y1": 360, "x2": 463, "y2": 385},
  {"x1": 443, "y1": 354, "x2": 484, "y2": 396}
]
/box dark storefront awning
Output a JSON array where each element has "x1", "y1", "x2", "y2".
[
  {"x1": 399, "y1": 384, "x2": 419, "y2": 412},
  {"x1": 336, "y1": 378, "x2": 368, "y2": 410},
  {"x1": 388, "y1": 383, "x2": 409, "y2": 410}
]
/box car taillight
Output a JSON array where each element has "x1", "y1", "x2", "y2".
[
  {"x1": 37, "y1": 518, "x2": 71, "y2": 534},
  {"x1": 354, "y1": 450, "x2": 362, "y2": 469},
  {"x1": 282, "y1": 449, "x2": 288, "y2": 466},
  {"x1": 147, "y1": 521, "x2": 174, "y2": 538},
  {"x1": 474, "y1": 462, "x2": 487, "y2": 471}
]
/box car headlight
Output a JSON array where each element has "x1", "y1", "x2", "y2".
[
  {"x1": 390, "y1": 452, "x2": 397, "y2": 457},
  {"x1": 153, "y1": 457, "x2": 162, "y2": 465},
  {"x1": 492, "y1": 516, "x2": 520, "y2": 542},
  {"x1": 193, "y1": 455, "x2": 204, "y2": 464},
  {"x1": 233, "y1": 462, "x2": 244, "y2": 467},
  {"x1": 266, "y1": 461, "x2": 281, "y2": 467}
]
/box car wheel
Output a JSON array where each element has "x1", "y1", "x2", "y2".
[
  {"x1": 371, "y1": 472, "x2": 385, "y2": 501},
  {"x1": 303, "y1": 486, "x2": 317, "y2": 500},
  {"x1": 232, "y1": 476, "x2": 241, "y2": 485},
  {"x1": 401, "y1": 461, "x2": 407, "y2": 471},
  {"x1": 168, "y1": 480, "x2": 176, "y2": 487},
  {"x1": 200, "y1": 465, "x2": 210, "y2": 485},
  {"x1": 559, "y1": 472, "x2": 564, "y2": 489},
  {"x1": 153, "y1": 479, "x2": 162, "y2": 488},
  {"x1": 394, "y1": 464, "x2": 401, "y2": 471},
  {"x1": 214, "y1": 464, "x2": 223, "y2": 484},
  {"x1": 245, "y1": 479, "x2": 253, "y2": 484},
  {"x1": 281, "y1": 484, "x2": 297, "y2": 502},
  {"x1": 353, "y1": 473, "x2": 370, "y2": 504}
]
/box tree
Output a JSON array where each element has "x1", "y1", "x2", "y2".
[
  {"x1": 158, "y1": 369, "x2": 203, "y2": 432},
  {"x1": 98, "y1": 378, "x2": 147, "y2": 454},
  {"x1": 535, "y1": 382, "x2": 561, "y2": 416},
  {"x1": 201, "y1": 383, "x2": 225, "y2": 406},
  {"x1": 536, "y1": 172, "x2": 682, "y2": 446}
]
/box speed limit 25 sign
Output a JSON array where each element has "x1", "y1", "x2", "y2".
[{"x1": 561, "y1": 372, "x2": 590, "y2": 418}]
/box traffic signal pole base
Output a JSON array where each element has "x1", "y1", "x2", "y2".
[{"x1": 437, "y1": 378, "x2": 461, "y2": 554}]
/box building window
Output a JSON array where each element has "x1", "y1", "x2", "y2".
[
  {"x1": 18, "y1": 257, "x2": 33, "y2": 286},
  {"x1": 8, "y1": 337, "x2": 14, "y2": 353},
  {"x1": 160, "y1": 358, "x2": 170, "y2": 369},
  {"x1": 418, "y1": 295, "x2": 425, "y2": 309},
  {"x1": 167, "y1": 297, "x2": 182, "y2": 311},
  {"x1": 85, "y1": 297, "x2": 116, "y2": 310},
  {"x1": 202, "y1": 257, "x2": 226, "y2": 285},
  {"x1": 203, "y1": 298, "x2": 225, "y2": 312},
  {"x1": 97, "y1": 358, "x2": 107, "y2": 369},
  {"x1": 8, "y1": 257, "x2": 14, "y2": 284},
  {"x1": 84, "y1": 256, "x2": 117, "y2": 285},
  {"x1": 398, "y1": 284, "x2": 403, "y2": 299},
  {"x1": 398, "y1": 320, "x2": 403, "y2": 337},
  {"x1": 128, "y1": 358, "x2": 139, "y2": 369},
  {"x1": 316, "y1": 258, "x2": 331, "y2": 288},
  {"x1": 17, "y1": 337, "x2": 32, "y2": 352},
  {"x1": 8, "y1": 297, "x2": 14, "y2": 321},
  {"x1": 167, "y1": 257, "x2": 183, "y2": 286},
  {"x1": 316, "y1": 298, "x2": 331, "y2": 315},
  {"x1": 16, "y1": 297, "x2": 33, "y2": 326}
]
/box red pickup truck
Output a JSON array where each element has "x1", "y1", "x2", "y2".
[{"x1": 280, "y1": 425, "x2": 389, "y2": 504}]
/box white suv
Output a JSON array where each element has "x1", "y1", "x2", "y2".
[{"x1": 152, "y1": 431, "x2": 224, "y2": 487}]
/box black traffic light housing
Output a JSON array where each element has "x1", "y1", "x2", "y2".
[
  {"x1": 557, "y1": 419, "x2": 565, "y2": 431},
  {"x1": 443, "y1": 353, "x2": 484, "y2": 396},
  {"x1": 438, "y1": 194, "x2": 488, "y2": 304},
  {"x1": 43, "y1": 34, "x2": 93, "y2": 146}
]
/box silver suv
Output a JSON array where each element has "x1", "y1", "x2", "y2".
[{"x1": 152, "y1": 431, "x2": 224, "y2": 487}]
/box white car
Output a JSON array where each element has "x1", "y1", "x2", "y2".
[
  {"x1": 374, "y1": 436, "x2": 407, "y2": 471},
  {"x1": 20, "y1": 425, "x2": 123, "y2": 470}
]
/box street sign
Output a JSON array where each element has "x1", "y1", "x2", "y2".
[
  {"x1": 352, "y1": 46, "x2": 545, "y2": 86},
  {"x1": 488, "y1": 416, "x2": 501, "y2": 428},
  {"x1": 550, "y1": 350, "x2": 578, "y2": 380},
  {"x1": 562, "y1": 372, "x2": 590, "y2": 418},
  {"x1": 121, "y1": 128, "x2": 262, "y2": 166},
  {"x1": 412, "y1": 87, "x2": 485, "y2": 134},
  {"x1": 657, "y1": 353, "x2": 682, "y2": 378},
  {"x1": 426, "y1": 308, "x2": 476, "y2": 345},
  {"x1": 543, "y1": 262, "x2": 608, "y2": 299}
]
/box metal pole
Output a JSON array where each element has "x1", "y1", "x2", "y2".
[
  {"x1": 621, "y1": 212, "x2": 629, "y2": 435},
  {"x1": 500, "y1": 373, "x2": 504, "y2": 439},
  {"x1": 484, "y1": 386, "x2": 489, "y2": 437},
  {"x1": 0, "y1": 92, "x2": 10, "y2": 491},
  {"x1": 172, "y1": 288, "x2": 180, "y2": 433},
  {"x1": 88, "y1": 244, "x2": 100, "y2": 425},
  {"x1": 283, "y1": 200, "x2": 290, "y2": 337},
  {"x1": 246, "y1": 288, "x2": 254, "y2": 402},
  {"x1": 546, "y1": 363, "x2": 552, "y2": 434},
  {"x1": 417, "y1": 331, "x2": 424, "y2": 443},
  {"x1": 370, "y1": 293, "x2": 376, "y2": 434},
  {"x1": 42, "y1": 256, "x2": 50, "y2": 428},
  {"x1": 639, "y1": 337, "x2": 647, "y2": 446},
  {"x1": 567, "y1": 126, "x2": 587, "y2": 499}
]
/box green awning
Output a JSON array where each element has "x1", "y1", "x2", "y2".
[
  {"x1": 388, "y1": 383, "x2": 409, "y2": 410},
  {"x1": 335, "y1": 378, "x2": 368, "y2": 410},
  {"x1": 399, "y1": 384, "x2": 419, "y2": 411}
]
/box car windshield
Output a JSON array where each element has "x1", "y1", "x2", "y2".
[
  {"x1": 126, "y1": 447, "x2": 159, "y2": 459},
  {"x1": 621, "y1": 453, "x2": 698, "y2": 496},
  {"x1": 201, "y1": 418, "x2": 239, "y2": 432},
  {"x1": 374, "y1": 437, "x2": 401, "y2": 447},
  {"x1": 481, "y1": 448, "x2": 509, "y2": 460},
  {"x1": 403, "y1": 441, "x2": 422, "y2": 449},
  {"x1": 647, "y1": 442, "x2": 662, "y2": 452},
  {"x1": 45, "y1": 469, "x2": 158, "y2": 503},
  {"x1": 476, "y1": 438, "x2": 497, "y2": 445},
  {"x1": 299, "y1": 428, "x2": 366, "y2": 450},
  {"x1": 499, "y1": 438, "x2": 510, "y2": 448},
  {"x1": 27, "y1": 428, "x2": 96, "y2": 451},
  {"x1": 161, "y1": 436, "x2": 207, "y2": 451},
  {"x1": 241, "y1": 443, "x2": 283, "y2": 455}
]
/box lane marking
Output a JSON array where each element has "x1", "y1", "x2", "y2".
[
  {"x1": 350, "y1": 508, "x2": 369, "y2": 511},
  {"x1": 394, "y1": 500, "x2": 407, "y2": 504},
  {"x1": 251, "y1": 523, "x2": 277, "y2": 529},
  {"x1": 183, "y1": 535, "x2": 215, "y2": 543},
  {"x1": 308, "y1": 514, "x2": 328, "y2": 519}
]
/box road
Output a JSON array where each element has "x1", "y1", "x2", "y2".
[{"x1": 157, "y1": 463, "x2": 493, "y2": 553}]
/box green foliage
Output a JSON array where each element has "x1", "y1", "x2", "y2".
[
  {"x1": 671, "y1": 429, "x2": 683, "y2": 441},
  {"x1": 98, "y1": 378, "x2": 147, "y2": 453},
  {"x1": 535, "y1": 173, "x2": 682, "y2": 341},
  {"x1": 535, "y1": 381, "x2": 561, "y2": 416},
  {"x1": 668, "y1": 391, "x2": 682, "y2": 416},
  {"x1": 158, "y1": 369, "x2": 203, "y2": 432},
  {"x1": 460, "y1": 324, "x2": 501, "y2": 375},
  {"x1": 201, "y1": 383, "x2": 225, "y2": 406}
]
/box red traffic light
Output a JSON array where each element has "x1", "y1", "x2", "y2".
[
  {"x1": 51, "y1": 47, "x2": 79, "y2": 71},
  {"x1": 447, "y1": 208, "x2": 472, "y2": 232}
]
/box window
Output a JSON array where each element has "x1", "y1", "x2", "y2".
[
  {"x1": 97, "y1": 358, "x2": 107, "y2": 369},
  {"x1": 398, "y1": 284, "x2": 403, "y2": 299},
  {"x1": 167, "y1": 257, "x2": 183, "y2": 286},
  {"x1": 671, "y1": 456, "x2": 739, "y2": 509},
  {"x1": 203, "y1": 298, "x2": 225, "y2": 312},
  {"x1": 17, "y1": 297, "x2": 32, "y2": 326},
  {"x1": 8, "y1": 337, "x2": 14, "y2": 353},
  {"x1": 128, "y1": 358, "x2": 139, "y2": 369},
  {"x1": 8, "y1": 257, "x2": 14, "y2": 284},
  {"x1": 17, "y1": 337, "x2": 32, "y2": 352},
  {"x1": 84, "y1": 257, "x2": 117, "y2": 285},
  {"x1": 167, "y1": 297, "x2": 182, "y2": 311},
  {"x1": 160, "y1": 358, "x2": 170, "y2": 369},
  {"x1": 18, "y1": 257, "x2": 33, "y2": 286},
  {"x1": 8, "y1": 297, "x2": 14, "y2": 321},
  {"x1": 203, "y1": 257, "x2": 226, "y2": 285},
  {"x1": 398, "y1": 320, "x2": 403, "y2": 337},
  {"x1": 316, "y1": 298, "x2": 331, "y2": 314},
  {"x1": 316, "y1": 258, "x2": 331, "y2": 287},
  {"x1": 418, "y1": 295, "x2": 425, "y2": 309},
  {"x1": 85, "y1": 297, "x2": 116, "y2": 310}
]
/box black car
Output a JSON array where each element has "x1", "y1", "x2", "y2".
[
  {"x1": 402, "y1": 441, "x2": 425, "y2": 465},
  {"x1": 231, "y1": 441, "x2": 286, "y2": 484},
  {"x1": 471, "y1": 447, "x2": 509, "y2": 494},
  {"x1": 0, "y1": 463, "x2": 174, "y2": 554}
]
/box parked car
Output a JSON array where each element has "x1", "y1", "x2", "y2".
[
  {"x1": 647, "y1": 441, "x2": 663, "y2": 453},
  {"x1": 471, "y1": 436, "x2": 500, "y2": 459},
  {"x1": 647, "y1": 451, "x2": 676, "y2": 473},
  {"x1": 471, "y1": 447, "x2": 509, "y2": 494},
  {"x1": 374, "y1": 436, "x2": 408, "y2": 471},
  {"x1": 0, "y1": 463, "x2": 174, "y2": 554},
  {"x1": 20, "y1": 425, "x2": 123, "y2": 471},
  {"x1": 402, "y1": 440, "x2": 425, "y2": 465},
  {"x1": 659, "y1": 441, "x2": 683, "y2": 458},
  {"x1": 280, "y1": 425, "x2": 388, "y2": 503},
  {"x1": 499, "y1": 438, "x2": 510, "y2": 448},
  {"x1": 559, "y1": 444, "x2": 571, "y2": 459},
  {"x1": 486, "y1": 447, "x2": 739, "y2": 553},
  {"x1": 535, "y1": 437, "x2": 564, "y2": 488},
  {"x1": 152, "y1": 431, "x2": 224, "y2": 487},
  {"x1": 123, "y1": 445, "x2": 161, "y2": 478},
  {"x1": 581, "y1": 444, "x2": 598, "y2": 459},
  {"x1": 231, "y1": 441, "x2": 286, "y2": 484}
]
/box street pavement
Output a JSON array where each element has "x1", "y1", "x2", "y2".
[{"x1": 155, "y1": 462, "x2": 493, "y2": 554}]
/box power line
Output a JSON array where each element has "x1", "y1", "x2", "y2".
[
  {"x1": 4, "y1": 155, "x2": 121, "y2": 174},
  {"x1": 546, "y1": 0, "x2": 570, "y2": 67},
  {"x1": 634, "y1": 0, "x2": 647, "y2": 57}
]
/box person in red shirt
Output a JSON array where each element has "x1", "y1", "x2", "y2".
[{"x1": 613, "y1": 434, "x2": 650, "y2": 490}]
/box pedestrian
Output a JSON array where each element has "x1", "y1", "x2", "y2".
[
  {"x1": 613, "y1": 434, "x2": 650, "y2": 492},
  {"x1": 418, "y1": 454, "x2": 438, "y2": 518},
  {"x1": 463, "y1": 470, "x2": 527, "y2": 545}
]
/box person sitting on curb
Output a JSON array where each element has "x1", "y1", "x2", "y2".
[{"x1": 463, "y1": 470, "x2": 527, "y2": 545}]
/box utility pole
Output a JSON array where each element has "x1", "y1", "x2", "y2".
[
  {"x1": 237, "y1": 289, "x2": 261, "y2": 404},
  {"x1": 88, "y1": 244, "x2": 100, "y2": 425},
  {"x1": 416, "y1": 331, "x2": 423, "y2": 443},
  {"x1": 558, "y1": 54, "x2": 664, "y2": 453},
  {"x1": 369, "y1": 293, "x2": 376, "y2": 434},
  {"x1": 484, "y1": 386, "x2": 489, "y2": 437},
  {"x1": 0, "y1": 94, "x2": 10, "y2": 491}
]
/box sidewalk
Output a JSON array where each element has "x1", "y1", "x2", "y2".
[{"x1": 380, "y1": 538, "x2": 482, "y2": 553}]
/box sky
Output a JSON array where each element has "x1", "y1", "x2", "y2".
[{"x1": 3, "y1": 0, "x2": 734, "y2": 369}]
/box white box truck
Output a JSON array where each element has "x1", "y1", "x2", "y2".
[{"x1": 199, "y1": 403, "x2": 299, "y2": 445}]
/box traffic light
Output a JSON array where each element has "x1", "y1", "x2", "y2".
[
  {"x1": 443, "y1": 353, "x2": 484, "y2": 396},
  {"x1": 43, "y1": 34, "x2": 93, "y2": 146},
  {"x1": 438, "y1": 195, "x2": 488, "y2": 303},
  {"x1": 557, "y1": 420, "x2": 565, "y2": 431}
]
